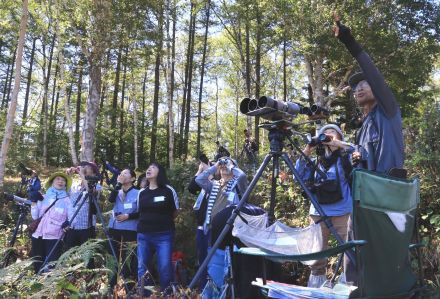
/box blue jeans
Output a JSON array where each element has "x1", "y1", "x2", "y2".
[{"x1": 137, "y1": 230, "x2": 174, "y2": 294}]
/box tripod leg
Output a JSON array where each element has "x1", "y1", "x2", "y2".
[
  {"x1": 91, "y1": 197, "x2": 118, "y2": 262},
  {"x1": 281, "y1": 153, "x2": 355, "y2": 265},
  {"x1": 91, "y1": 196, "x2": 130, "y2": 294},
  {"x1": 189, "y1": 153, "x2": 274, "y2": 290},
  {"x1": 268, "y1": 154, "x2": 279, "y2": 224},
  {"x1": 9, "y1": 211, "x2": 27, "y2": 247}
]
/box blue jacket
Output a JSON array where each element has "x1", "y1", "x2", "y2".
[
  {"x1": 295, "y1": 157, "x2": 352, "y2": 217},
  {"x1": 27, "y1": 177, "x2": 41, "y2": 198},
  {"x1": 108, "y1": 187, "x2": 139, "y2": 231}
]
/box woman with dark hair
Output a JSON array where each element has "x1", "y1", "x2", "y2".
[
  {"x1": 129, "y1": 162, "x2": 179, "y2": 296},
  {"x1": 107, "y1": 168, "x2": 139, "y2": 290}
]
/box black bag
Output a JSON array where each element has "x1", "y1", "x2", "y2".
[
  {"x1": 313, "y1": 163, "x2": 343, "y2": 205},
  {"x1": 187, "y1": 176, "x2": 201, "y2": 195}
]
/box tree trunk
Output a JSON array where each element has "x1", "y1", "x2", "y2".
[
  {"x1": 49, "y1": 59, "x2": 59, "y2": 128},
  {"x1": 254, "y1": 9, "x2": 261, "y2": 148},
  {"x1": 4, "y1": 47, "x2": 17, "y2": 110},
  {"x1": 100, "y1": 50, "x2": 111, "y2": 110},
  {"x1": 131, "y1": 82, "x2": 138, "y2": 170},
  {"x1": 215, "y1": 76, "x2": 219, "y2": 141},
  {"x1": 196, "y1": 0, "x2": 211, "y2": 157},
  {"x1": 283, "y1": 38, "x2": 287, "y2": 102},
  {"x1": 42, "y1": 34, "x2": 56, "y2": 167},
  {"x1": 52, "y1": 85, "x2": 60, "y2": 130},
  {"x1": 140, "y1": 66, "x2": 147, "y2": 166},
  {"x1": 78, "y1": 0, "x2": 110, "y2": 162},
  {"x1": 0, "y1": 0, "x2": 28, "y2": 188},
  {"x1": 110, "y1": 47, "x2": 122, "y2": 163},
  {"x1": 245, "y1": 19, "x2": 252, "y2": 130},
  {"x1": 119, "y1": 47, "x2": 128, "y2": 163},
  {"x1": 75, "y1": 58, "x2": 83, "y2": 151},
  {"x1": 178, "y1": 1, "x2": 194, "y2": 157},
  {"x1": 1, "y1": 62, "x2": 11, "y2": 109},
  {"x1": 165, "y1": 0, "x2": 176, "y2": 167},
  {"x1": 81, "y1": 61, "x2": 101, "y2": 162},
  {"x1": 22, "y1": 37, "x2": 36, "y2": 126},
  {"x1": 183, "y1": 5, "x2": 197, "y2": 159},
  {"x1": 149, "y1": 4, "x2": 164, "y2": 162},
  {"x1": 59, "y1": 47, "x2": 78, "y2": 165}
]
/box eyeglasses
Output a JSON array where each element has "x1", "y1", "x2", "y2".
[{"x1": 354, "y1": 80, "x2": 371, "y2": 93}]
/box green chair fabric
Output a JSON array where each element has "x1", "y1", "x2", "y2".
[
  {"x1": 352, "y1": 169, "x2": 419, "y2": 297},
  {"x1": 352, "y1": 169, "x2": 419, "y2": 213}
]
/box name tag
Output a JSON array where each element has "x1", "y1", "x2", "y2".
[
  {"x1": 154, "y1": 196, "x2": 165, "y2": 202},
  {"x1": 124, "y1": 203, "x2": 133, "y2": 209}
]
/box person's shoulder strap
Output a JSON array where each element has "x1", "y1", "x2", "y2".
[{"x1": 42, "y1": 195, "x2": 61, "y2": 217}]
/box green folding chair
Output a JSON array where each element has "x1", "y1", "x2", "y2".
[{"x1": 236, "y1": 169, "x2": 422, "y2": 298}]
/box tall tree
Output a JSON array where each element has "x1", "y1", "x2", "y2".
[
  {"x1": 118, "y1": 47, "x2": 128, "y2": 162},
  {"x1": 196, "y1": 0, "x2": 211, "y2": 157},
  {"x1": 74, "y1": 0, "x2": 112, "y2": 162},
  {"x1": 75, "y1": 58, "x2": 83, "y2": 151},
  {"x1": 149, "y1": 2, "x2": 164, "y2": 162},
  {"x1": 183, "y1": 2, "x2": 197, "y2": 159},
  {"x1": 165, "y1": 0, "x2": 176, "y2": 167},
  {"x1": 109, "y1": 47, "x2": 122, "y2": 163},
  {"x1": 42, "y1": 34, "x2": 56, "y2": 166},
  {"x1": 22, "y1": 37, "x2": 36, "y2": 126},
  {"x1": 178, "y1": 1, "x2": 195, "y2": 157},
  {"x1": 3, "y1": 47, "x2": 16, "y2": 110},
  {"x1": 0, "y1": 0, "x2": 28, "y2": 188}
]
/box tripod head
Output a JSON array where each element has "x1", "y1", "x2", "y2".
[{"x1": 85, "y1": 175, "x2": 101, "y2": 192}]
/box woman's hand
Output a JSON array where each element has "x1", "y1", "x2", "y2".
[{"x1": 116, "y1": 214, "x2": 129, "y2": 222}]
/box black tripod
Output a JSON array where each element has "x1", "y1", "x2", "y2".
[{"x1": 189, "y1": 120, "x2": 355, "y2": 290}]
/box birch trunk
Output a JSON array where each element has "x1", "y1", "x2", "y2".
[{"x1": 0, "y1": 0, "x2": 28, "y2": 188}]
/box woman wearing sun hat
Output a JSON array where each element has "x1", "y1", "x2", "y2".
[{"x1": 30, "y1": 172, "x2": 72, "y2": 273}]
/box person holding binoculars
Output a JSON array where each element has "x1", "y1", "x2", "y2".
[
  {"x1": 195, "y1": 157, "x2": 248, "y2": 235},
  {"x1": 295, "y1": 124, "x2": 354, "y2": 288}
]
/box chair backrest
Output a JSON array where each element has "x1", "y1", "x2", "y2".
[{"x1": 352, "y1": 169, "x2": 419, "y2": 296}]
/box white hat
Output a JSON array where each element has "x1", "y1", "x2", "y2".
[{"x1": 318, "y1": 124, "x2": 345, "y2": 141}]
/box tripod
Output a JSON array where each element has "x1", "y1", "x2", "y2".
[{"x1": 189, "y1": 120, "x2": 355, "y2": 290}]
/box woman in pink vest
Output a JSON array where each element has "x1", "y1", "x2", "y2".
[{"x1": 30, "y1": 172, "x2": 71, "y2": 273}]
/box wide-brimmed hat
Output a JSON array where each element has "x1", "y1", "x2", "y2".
[
  {"x1": 80, "y1": 161, "x2": 99, "y2": 174},
  {"x1": 348, "y1": 72, "x2": 365, "y2": 88},
  {"x1": 45, "y1": 172, "x2": 72, "y2": 191}
]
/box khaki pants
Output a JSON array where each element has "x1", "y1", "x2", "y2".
[{"x1": 309, "y1": 214, "x2": 350, "y2": 276}]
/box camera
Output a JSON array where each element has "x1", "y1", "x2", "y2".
[
  {"x1": 240, "y1": 96, "x2": 330, "y2": 122},
  {"x1": 307, "y1": 133, "x2": 332, "y2": 146}
]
